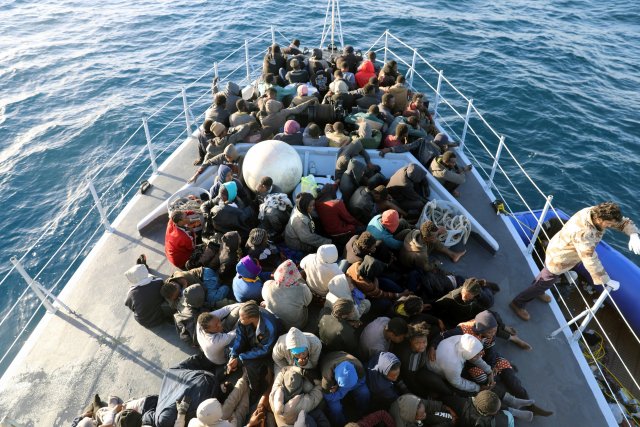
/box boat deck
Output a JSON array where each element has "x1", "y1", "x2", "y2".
[{"x1": 0, "y1": 134, "x2": 612, "y2": 425}]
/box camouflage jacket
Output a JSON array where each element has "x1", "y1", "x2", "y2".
[{"x1": 545, "y1": 207, "x2": 638, "y2": 284}]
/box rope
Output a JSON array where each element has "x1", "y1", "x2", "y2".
[{"x1": 419, "y1": 200, "x2": 471, "y2": 247}]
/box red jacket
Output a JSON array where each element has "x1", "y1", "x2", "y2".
[
  {"x1": 165, "y1": 220, "x2": 195, "y2": 269},
  {"x1": 315, "y1": 200, "x2": 362, "y2": 236},
  {"x1": 355, "y1": 60, "x2": 376, "y2": 88}
]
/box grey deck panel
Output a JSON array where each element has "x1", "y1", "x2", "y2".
[{"x1": 0, "y1": 135, "x2": 611, "y2": 425}]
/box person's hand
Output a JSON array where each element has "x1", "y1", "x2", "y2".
[
  {"x1": 464, "y1": 164, "x2": 473, "y2": 172},
  {"x1": 227, "y1": 357, "x2": 239, "y2": 373},
  {"x1": 437, "y1": 319, "x2": 446, "y2": 332},
  {"x1": 329, "y1": 385, "x2": 339, "y2": 393},
  {"x1": 605, "y1": 279, "x2": 621, "y2": 291},
  {"x1": 480, "y1": 382, "x2": 495, "y2": 391},
  {"x1": 629, "y1": 233, "x2": 640, "y2": 255},
  {"x1": 247, "y1": 408, "x2": 265, "y2": 427},
  {"x1": 428, "y1": 347, "x2": 437, "y2": 362},
  {"x1": 379, "y1": 148, "x2": 391, "y2": 157},
  {"x1": 187, "y1": 173, "x2": 198, "y2": 184},
  {"x1": 176, "y1": 395, "x2": 190, "y2": 415}
]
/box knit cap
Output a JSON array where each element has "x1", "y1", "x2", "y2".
[
  {"x1": 297, "y1": 85, "x2": 309, "y2": 96},
  {"x1": 473, "y1": 390, "x2": 502, "y2": 416},
  {"x1": 473, "y1": 310, "x2": 497, "y2": 333},
  {"x1": 210, "y1": 121, "x2": 226, "y2": 137},
  {"x1": 236, "y1": 256, "x2": 261, "y2": 278},
  {"x1": 284, "y1": 119, "x2": 301, "y2": 134},
  {"x1": 334, "y1": 361, "x2": 357, "y2": 389},
  {"x1": 222, "y1": 181, "x2": 237, "y2": 202},
  {"x1": 433, "y1": 133, "x2": 449, "y2": 147},
  {"x1": 381, "y1": 210, "x2": 400, "y2": 233},
  {"x1": 266, "y1": 99, "x2": 283, "y2": 113},
  {"x1": 224, "y1": 144, "x2": 239, "y2": 161}
]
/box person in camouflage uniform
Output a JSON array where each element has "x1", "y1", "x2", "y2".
[{"x1": 510, "y1": 202, "x2": 640, "y2": 321}]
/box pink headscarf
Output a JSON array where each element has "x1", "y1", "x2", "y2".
[
  {"x1": 274, "y1": 259, "x2": 302, "y2": 287},
  {"x1": 297, "y1": 85, "x2": 309, "y2": 96},
  {"x1": 283, "y1": 119, "x2": 301, "y2": 135}
]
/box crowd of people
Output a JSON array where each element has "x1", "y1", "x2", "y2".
[{"x1": 71, "y1": 39, "x2": 598, "y2": 427}]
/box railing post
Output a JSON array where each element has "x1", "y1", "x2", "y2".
[
  {"x1": 10, "y1": 257, "x2": 57, "y2": 314},
  {"x1": 181, "y1": 87, "x2": 192, "y2": 136},
  {"x1": 86, "y1": 178, "x2": 113, "y2": 233},
  {"x1": 271, "y1": 25, "x2": 275, "y2": 46},
  {"x1": 433, "y1": 70, "x2": 444, "y2": 120},
  {"x1": 408, "y1": 49, "x2": 417, "y2": 88},
  {"x1": 487, "y1": 135, "x2": 505, "y2": 188},
  {"x1": 212, "y1": 62, "x2": 219, "y2": 99},
  {"x1": 383, "y1": 30, "x2": 389, "y2": 63},
  {"x1": 460, "y1": 98, "x2": 473, "y2": 150},
  {"x1": 142, "y1": 117, "x2": 158, "y2": 174},
  {"x1": 244, "y1": 39, "x2": 250, "y2": 84},
  {"x1": 527, "y1": 195, "x2": 554, "y2": 254},
  {"x1": 548, "y1": 283, "x2": 618, "y2": 342}
]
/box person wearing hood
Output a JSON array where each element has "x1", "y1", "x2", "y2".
[
  {"x1": 168, "y1": 277, "x2": 207, "y2": 345},
  {"x1": 338, "y1": 158, "x2": 367, "y2": 202},
  {"x1": 308, "y1": 48, "x2": 330, "y2": 78},
  {"x1": 432, "y1": 278, "x2": 496, "y2": 329},
  {"x1": 195, "y1": 118, "x2": 216, "y2": 166},
  {"x1": 232, "y1": 256, "x2": 266, "y2": 303},
  {"x1": 390, "y1": 394, "x2": 454, "y2": 427},
  {"x1": 216, "y1": 230, "x2": 243, "y2": 283},
  {"x1": 124, "y1": 264, "x2": 170, "y2": 328},
  {"x1": 386, "y1": 164, "x2": 429, "y2": 219},
  {"x1": 301, "y1": 122, "x2": 329, "y2": 147},
  {"x1": 324, "y1": 274, "x2": 371, "y2": 320},
  {"x1": 320, "y1": 351, "x2": 370, "y2": 426},
  {"x1": 355, "y1": 55, "x2": 377, "y2": 88},
  {"x1": 209, "y1": 164, "x2": 247, "y2": 205},
  {"x1": 367, "y1": 352, "x2": 410, "y2": 410},
  {"x1": 284, "y1": 192, "x2": 332, "y2": 254},
  {"x1": 262, "y1": 44, "x2": 287, "y2": 85},
  {"x1": 274, "y1": 119, "x2": 304, "y2": 146},
  {"x1": 196, "y1": 304, "x2": 242, "y2": 366},
  {"x1": 165, "y1": 265, "x2": 230, "y2": 309},
  {"x1": 299, "y1": 244, "x2": 342, "y2": 297},
  {"x1": 189, "y1": 143, "x2": 243, "y2": 184},
  {"x1": 173, "y1": 397, "x2": 234, "y2": 427},
  {"x1": 366, "y1": 209, "x2": 405, "y2": 251},
  {"x1": 429, "y1": 151, "x2": 472, "y2": 197},
  {"x1": 272, "y1": 327, "x2": 323, "y2": 375},
  {"x1": 259, "y1": 98, "x2": 315, "y2": 139},
  {"x1": 359, "y1": 317, "x2": 408, "y2": 361},
  {"x1": 269, "y1": 367, "x2": 325, "y2": 427},
  {"x1": 347, "y1": 185, "x2": 385, "y2": 225},
  {"x1": 337, "y1": 45, "x2": 361, "y2": 74},
  {"x1": 378, "y1": 60, "x2": 399, "y2": 87},
  {"x1": 205, "y1": 92, "x2": 231, "y2": 127},
  {"x1": 262, "y1": 260, "x2": 313, "y2": 330},
  {"x1": 426, "y1": 334, "x2": 492, "y2": 394},
  {"x1": 202, "y1": 182, "x2": 252, "y2": 244},
  {"x1": 319, "y1": 298, "x2": 362, "y2": 355},
  {"x1": 206, "y1": 121, "x2": 251, "y2": 158},
  {"x1": 285, "y1": 58, "x2": 310, "y2": 84}
]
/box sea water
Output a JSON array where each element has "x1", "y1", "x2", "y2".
[{"x1": 0, "y1": 0, "x2": 638, "y2": 370}]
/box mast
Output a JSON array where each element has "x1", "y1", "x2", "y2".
[{"x1": 320, "y1": 0, "x2": 344, "y2": 51}]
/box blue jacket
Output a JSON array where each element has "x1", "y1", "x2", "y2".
[
  {"x1": 232, "y1": 275, "x2": 264, "y2": 302},
  {"x1": 230, "y1": 308, "x2": 281, "y2": 361},
  {"x1": 367, "y1": 215, "x2": 403, "y2": 251},
  {"x1": 367, "y1": 352, "x2": 403, "y2": 408}
]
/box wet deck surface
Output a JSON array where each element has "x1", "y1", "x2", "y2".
[{"x1": 0, "y1": 136, "x2": 611, "y2": 425}]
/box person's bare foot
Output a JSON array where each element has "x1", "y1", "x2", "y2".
[
  {"x1": 451, "y1": 250, "x2": 466, "y2": 263},
  {"x1": 453, "y1": 190, "x2": 460, "y2": 197},
  {"x1": 509, "y1": 335, "x2": 532, "y2": 351},
  {"x1": 503, "y1": 325, "x2": 517, "y2": 335}
]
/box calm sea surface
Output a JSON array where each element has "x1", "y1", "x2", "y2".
[{"x1": 0, "y1": 0, "x2": 638, "y2": 369}]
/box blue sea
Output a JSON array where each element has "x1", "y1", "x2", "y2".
[{"x1": 0, "y1": 0, "x2": 638, "y2": 370}]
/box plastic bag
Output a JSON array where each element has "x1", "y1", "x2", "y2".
[{"x1": 300, "y1": 174, "x2": 319, "y2": 198}]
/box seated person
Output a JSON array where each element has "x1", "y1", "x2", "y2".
[
  {"x1": 194, "y1": 118, "x2": 215, "y2": 166},
  {"x1": 217, "y1": 231, "x2": 242, "y2": 284},
  {"x1": 269, "y1": 367, "x2": 324, "y2": 427},
  {"x1": 359, "y1": 316, "x2": 408, "y2": 361},
  {"x1": 302, "y1": 122, "x2": 329, "y2": 147},
  {"x1": 337, "y1": 45, "x2": 361, "y2": 74},
  {"x1": 387, "y1": 115, "x2": 430, "y2": 140},
  {"x1": 325, "y1": 274, "x2": 371, "y2": 321},
  {"x1": 432, "y1": 278, "x2": 497, "y2": 328},
  {"x1": 389, "y1": 394, "x2": 454, "y2": 427},
  {"x1": 300, "y1": 244, "x2": 342, "y2": 297},
  {"x1": 188, "y1": 143, "x2": 242, "y2": 184},
  {"x1": 209, "y1": 164, "x2": 249, "y2": 207},
  {"x1": 229, "y1": 99, "x2": 258, "y2": 127},
  {"x1": 284, "y1": 192, "x2": 332, "y2": 254},
  {"x1": 320, "y1": 351, "x2": 370, "y2": 426},
  {"x1": 349, "y1": 120, "x2": 383, "y2": 150},
  {"x1": 290, "y1": 84, "x2": 319, "y2": 107},
  {"x1": 315, "y1": 189, "x2": 364, "y2": 246},
  {"x1": 205, "y1": 92, "x2": 230, "y2": 126},
  {"x1": 262, "y1": 44, "x2": 287, "y2": 84},
  {"x1": 258, "y1": 191, "x2": 293, "y2": 242},
  {"x1": 344, "y1": 231, "x2": 393, "y2": 266},
  {"x1": 319, "y1": 299, "x2": 361, "y2": 355},
  {"x1": 355, "y1": 55, "x2": 377, "y2": 88},
  {"x1": 245, "y1": 227, "x2": 280, "y2": 270},
  {"x1": 196, "y1": 304, "x2": 242, "y2": 365},
  {"x1": 207, "y1": 121, "x2": 251, "y2": 158},
  {"x1": 162, "y1": 279, "x2": 206, "y2": 345},
  {"x1": 355, "y1": 83, "x2": 381, "y2": 110},
  {"x1": 383, "y1": 123, "x2": 410, "y2": 149},
  {"x1": 274, "y1": 119, "x2": 304, "y2": 146},
  {"x1": 336, "y1": 138, "x2": 377, "y2": 180},
  {"x1": 386, "y1": 164, "x2": 429, "y2": 219},
  {"x1": 346, "y1": 255, "x2": 408, "y2": 312},
  {"x1": 348, "y1": 185, "x2": 406, "y2": 225},
  {"x1": 325, "y1": 121, "x2": 351, "y2": 148},
  {"x1": 378, "y1": 93, "x2": 396, "y2": 125},
  {"x1": 283, "y1": 38, "x2": 302, "y2": 55},
  {"x1": 272, "y1": 327, "x2": 323, "y2": 375},
  {"x1": 164, "y1": 265, "x2": 230, "y2": 309},
  {"x1": 367, "y1": 209, "x2": 405, "y2": 252},
  {"x1": 164, "y1": 210, "x2": 197, "y2": 270},
  {"x1": 400, "y1": 220, "x2": 466, "y2": 271},
  {"x1": 259, "y1": 97, "x2": 314, "y2": 138},
  {"x1": 227, "y1": 301, "x2": 282, "y2": 400},
  {"x1": 201, "y1": 182, "x2": 252, "y2": 244},
  {"x1": 367, "y1": 352, "x2": 409, "y2": 410},
  {"x1": 285, "y1": 58, "x2": 310, "y2": 84},
  {"x1": 344, "y1": 104, "x2": 385, "y2": 131},
  {"x1": 262, "y1": 260, "x2": 313, "y2": 331},
  {"x1": 429, "y1": 151, "x2": 472, "y2": 197},
  {"x1": 386, "y1": 74, "x2": 411, "y2": 114},
  {"x1": 232, "y1": 256, "x2": 266, "y2": 303},
  {"x1": 378, "y1": 60, "x2": 399, "y2": 87},
  {"x1": 338, "y1": 59, "x2": 356, "y2": 90},
  {"x1": 124, "y1": 263, "x2": 171, "y2": 328},
  {"x1": 338, "y1": 158, "x2": 367, "y2": 202}
]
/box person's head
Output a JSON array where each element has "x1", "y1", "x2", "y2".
[
  {"x1": 395, "y1": 123, "x2": 409, "y2": 141},
  {"x1": 235, "y1": 99, "x2": 247, "y2": 113},
  {"x1": 223, "y1": 144, "x2": 239, "y2": 162},
  {"x1": 339, "y1": 61, "x2": 349, "y2": 72},
  {"x1": 406, "y1": 115, "x2": 419, "y2": 127},
  {"x1": 311, "y1": 48, "x2": 323, "y2": 60},
  {"x1": 332, "y1": 121, "x2": 344, "y2": 134},
  {"x1": 266, "y1": 87, "x2": 278, "y2": 99},
  {"x1": 344, "y1": 45, "x2": 354, "y2": 54},
  {"x1": 384, "y1": 317, "x2": 408, "y2": 344},
  {"x1": 371, "y1": 185, "x2": 388, "y2": 202},
  {"x1": 398, "y1": 295, "x2": 424, "y2": 317},
  {"x1": 460, "y1": 334, "x2": 484, "y2": 362},
  {"x1": 210, "y1": 121, "x2": 227, "y2": 138},
  {"x1": 198, "y1": 312, "x2": 222, "y2": 334},
  {"x1": 363, "y1": 83, "x2": 374, "y2": 95},
  {"x1": 442, "y1": 150, "x2": 457, "y2": 168},
  {"x1": 367, "y1": 51, "x2": 376, "y2": 62},
  {"x1": 332, "y1": 298, "x2": 356, "y2": 321},
  {"x1": 271, "y1": 43, "x2": 281, "y2": 55},
  {"x1": 367, "y1": 104, "x2": 380, "y2": 115},
  {"x1": 239, "y1": 301, "x2": 261, "y2": 326},
  {"x1": 334, "y1": 69, "x2": 343, "y2": 79},
  {"x1": 420, "y1": 220, "x2": 440, "y2": 243},
  {"x1": 396, "y1": 74, "x2": 405, "y2": 84},
  {"x1": 195, "y1": 398, "x2": 225, "y2": 425},
  {"x1": 296, "y1": 192, "x2": 315, "y2": 216},
  {"x1": 296, "y1": 84, "x2": 308, "y2": 97},
  {"x1": 264, "y1": 73, "x2": 275, "y2": 85},
  {"x1": 377, "y1": 351, "x2": 401, "y2": 382},
  {"x1": 307, "y1": 123, "x2": 320, "y2": 138},
  {"x1": 290, "y1": 58, "x2": 300, "y2": 70},
  {"x1": 221, "y1": 181, "x2": 237, "y2": 203},
  {"x1": 472, "y1": 390, "x2": 502, "y2": 416},
  {"x1": 284, "y1": 119, "x2": 300, "y2": 135},
  {"x1": 382, "y1": 93, "x2": 395, "y2": 108},
  {"x1": 473, "y1": 310, "x2": 498, "y2": 340},
  {"x1": 407, "y1": 322, "x2": 430, "y2": 353},
  {"x1": 461, "y1": 278, "x2": 482, "y2": 302},
  {"x1": 334, "y1": 360, "x2": 358, "y2": 389},
  {"x1": 591, "y1": 201, "x2": 623, "y2": 229},
  {"x1": 354, "y1": 231, "x2": 376, "y2": 254},
  {"x1": 369, "y1": 76, "x2": 379, "y2": 87},
  {"x1": 160, "y1": 280, "x2": 180, "y2": 301},
  {"x1": 412, "y1": 92, "x2": 424, "y2": 104},
  {"x1": 170, "y1": 210, "x2": 190, "y2": 229},
  {"x1": 416, "y1": 401, "x2": 427, "y2": 421},
  {"x1": 203, "y1": 118, "x2": 214, "y2": 133},
  {"x1": 381, "y1": 209, "x2": 400, "y2": 233},
  {"x1": 236, "y1": 256, "x2": 262, "y2": 279},
  {"x1": 291, "y1": 39, "x2": 300, "y2": 47},
  {"x1": 389, "y1": 60, "x2": 398, "y2": 71},
  {"x1": 257, "y1": 176, "x2": 273, "y2": 195}
]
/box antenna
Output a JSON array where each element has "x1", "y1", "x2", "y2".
[{"x1": 319, "y1": 0, "x2": 344, "y2": 52}]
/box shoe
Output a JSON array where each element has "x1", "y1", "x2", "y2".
[
  {"x1": 193, "y1": 158, "x2": 203, "y2": 166},
  {"x1": 136, "y1": 254, "x2": 148, "y2": 270},
  {"x1": 485, "y1": 281, "x2": 501, "y2": 293},
  {"x1": 527, "y1": 404, "x2": 554, "y2": 417},
  {"x1": 509, "y1": 301, "x2": 530, "y2": 321},
  {"x1": 537, "y1": 293, "x2": 552, "y2": 303}
]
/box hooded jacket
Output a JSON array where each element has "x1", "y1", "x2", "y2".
[
  {"x1": 429, "y1": 156, "x2": 466, "y2": 186},
  {"x1": 284, "y1": 208, "x2": 332, "y2": 253},
  {"x1": 223, "y1": 82, "x2": 242, "y2": 114},
  {"x1": 315, "y1": 199, "x2": 361, "y2": 236},
  {"x1": 272, "y1": 328, "x2": 323, "y2": 374},
  {"x1": 218, "y1": 231, "x2": 242, "y2": 282},
  {"x1": 338, "y1": 158, "x2": 366, "y2": 202},
  {"x1": 261, "y1": 274, "x2": 313, "y2": 331},
  {"x1": 399, "y1": 229, "x2": 440, "y2": 272},
  {"x1": 355, "y1": 60, "x2": 377, "y2": 88},
  {"x1": 320, "y1": 351, "x2": 366, "y2": 395},
  {"x1": 299, "y1": 245, "x2": 342, "y2": 297},
  {"x1": 367, "y1": 352, "x2": 404, "y2": 409},
  {"x1": 165, "y1": 220, "x2": 195, "y2": 269},
  {"x1": 230, "y1": 307, "x2": 281, "y2": 362},
  {"x1": 269, "y1": 366, "x2": 323, "y2": 427},
  {"x1": 426, "y1": 335, "x2": 491, "y2": 393},
  {"x1": 207, "y1": 124, "x2": 251, "y2": 158},
  {"x1": 318, "y1": 306, "x2": 360, "y2": 356},
  {"x1": 346, "y1": 258, "x2": 396, "y2": 300},
  {"x1": 260, "y1": 99, "x2": 314, "y2": 135},
  {"x1": 124, "y1": 265, "x2": 167, "y2": 328},
  {"x1": 324, "y1": 274, "x2": 371, "y2": 319},
  {"x1": 390, "y1": 394, "x2": 452, "y2": 427},
  {"x1": 387, "y1": 164, "x2": 429, "y2": 205},
  {"x1": 347, "y1": 186, "x2": 376, "y2": 225}
]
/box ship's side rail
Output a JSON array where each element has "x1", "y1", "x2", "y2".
[
  {"x1": 0, "y1": 27, "x2": 284, "y2": 373},
  {"x1": 368, "y1": 29, "x2": 639, "y2": 424}
]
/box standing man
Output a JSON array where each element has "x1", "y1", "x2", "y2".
[{"x1": 510, "y1": 202, "x2": 640, "y2": 321}]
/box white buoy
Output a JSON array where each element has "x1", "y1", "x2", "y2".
[{"x1": 242, "y1": 140, "x2": 303, "y2": 194}]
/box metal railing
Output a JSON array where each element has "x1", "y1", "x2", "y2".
[
  {"x1": 369, "y1": 29, "x2": 639, "y2": 425},
  {"x1": 0, "y1": 28, "x2": 279, "y2": 373}
]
